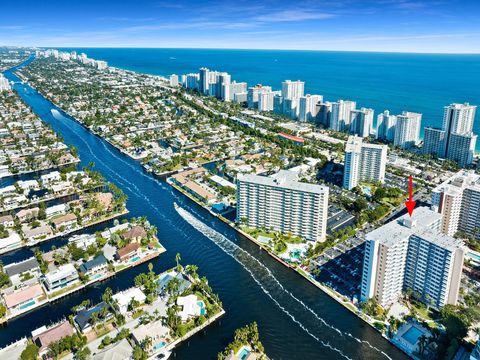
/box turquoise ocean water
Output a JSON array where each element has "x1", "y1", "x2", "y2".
[{"x1": 59, "y1": 48, "x2": 480, "y2": 148}]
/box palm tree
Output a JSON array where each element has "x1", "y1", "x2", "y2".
[
  {"x1": 417, "y1": 334, "x2": 428, "y2": 355},
  {"x1": 185, "y1": 264, "x2": 199, "y2": 279},
  {"x1": 175, "y1": 253, "x2": 182, "y2": 272},
  {"x1": 102, "y1": 287, "x2": 113, "y2": 304},
  {"x1": 142, "y1": 336, "x2": 153, "y2": 351}
]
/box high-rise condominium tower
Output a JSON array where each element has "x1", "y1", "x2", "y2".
[{"x1": 236, "y1": 170, "x2": 329, "y2": 242}]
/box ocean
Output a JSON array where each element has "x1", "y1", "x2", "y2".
[{"x1": 59, "y1": 48, "x2": 480, "y2": 148}]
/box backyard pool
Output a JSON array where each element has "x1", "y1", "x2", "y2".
[
  {"x1": 153, "y1": 341, "x2": 166, "y2": 351},
  {"x1": 19, "y1": 300, "x2": 36, "y2": 310},
  {"x1": 198, "y1": 301, "x2": 206, "y2": 316},
  {"x1": 238, "y1": 347, "x2": 251, "y2": 360},
  {"x1": 130, "y1": 256, "x2": 141, "y2": 263}
]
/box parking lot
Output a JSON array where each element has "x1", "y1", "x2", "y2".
[
  {"x1": 311, "y1": 237, "x2": 365, "y2": 300},
  {"x1": 326, "y1": 205, "x2": 356, "y2": 234}
]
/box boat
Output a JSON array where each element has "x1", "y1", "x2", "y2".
[{"x1": 156, "y1": 350, "x2": 172, "y2": 359}]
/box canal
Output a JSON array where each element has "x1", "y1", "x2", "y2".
[{"x1": 0, "y1": 59, "x2": 408, "y2": 360}]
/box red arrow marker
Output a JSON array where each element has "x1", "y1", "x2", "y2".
[{"x1": 405, "y1": 175, "x2": 416, "y2": 217}]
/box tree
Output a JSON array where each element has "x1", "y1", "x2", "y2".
[
  {"x1": 133, "y1": 345, "x2": 148, "y2": 360},
  {"x1": 185, "y1": 264, "x2": 199, "y2": 279},
  {"x1": 20, "y1": 343, "x2": 39, "y2": 360},
  {"x1": 102, "y1": 287, "x2": 113, "y2": 304},
  {"x1": 175, "y1": 252, "x2": 182, "y2": 272},
  {"x1": 76, "y1": 346, "x2": 91, "y2": 360},
  {"x1": 417, "y1": 334, "x2": 428, "y2": 355}
]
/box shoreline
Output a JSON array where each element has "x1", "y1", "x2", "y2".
[
  {"x1": 1, "y1": 238, "x2": 166, "y2": 324},
  {"x1": 11, "y1": 60, "x2": 412, "y2": 359},
  {"x1": 0, "y1": 208, "x2": 129, "y2": 256}
]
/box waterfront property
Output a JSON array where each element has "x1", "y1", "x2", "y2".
[
  {"x1": 361, "y1": 207, "x2": 464, "y2": 309},
  {"x1": 0, "y1": 218, "x2": 165, "y2": 322},
  {"x1": 0, "y1": 261, "x2": 224, "y2": 360},
  {"x1": 237, "y1": 170, "x2": 329, "y2": 242}
]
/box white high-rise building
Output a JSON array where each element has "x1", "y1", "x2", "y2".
[
  {"x1": 169, "y1": 74, "x2": 179, "y2": 87},
  {"x1": 299, "y1": 95, "x2": 323, "y2": 122},
  {"x1": 0, "y1": 74, "x2": 11, "y2": 92},
  {"x1": 376, "y1": 110, "x2": 397, "y2": 142},
  {"x1": 361, "y1": 207, "x2": 464, "y2": 309},
  {"x1": 330, "y1": 100, "x2": 357, "y2": 132},
  {"x1": 446, "y1": 133, "x2": 477, "y2": 167},
  {"x1": 423, "y1": 103, "x2": 477, "y2": 166},
  {"x1": 258, "y1": 91, "x2": 280, "y2": 112},
  {"x1": 247, "y1": 85, "x2": 272, "y2": 109},
  {"x1": 342, "y1": 135, "x2": 387, "y2": 190},
  {"x1": 443, "y1": 103, "x2": 476, "y2": 136},
  {"x1": 350, "y1": 108, "x2": 374, "y2": 138},
  {"x1": 225, "y1": 81, "x2": 247, "y2": 102},
  {"x1": 316, "y1": 102, "x2": 332, "y2": 127},
  {"x1": 281, "y1": 80, "x2": 304, "y2": 100},
  {"x1": 393, "y1": 111, "x2": 422, "y2": 149},
  {"x1": 237, "y1": 170, "x2": 329, "y2": 242},
  {"x1": 218, "y1": 73, "x2": 231, "y2": 101},
  {"x1": 422, "y1": 127, "x2": 446, "y2": 157},
  {"x1": 432, "y1": 170, "x2": 480, "y2": 238}
]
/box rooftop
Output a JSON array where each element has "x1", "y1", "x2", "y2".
[
  {"x1": 366, "y1": 206, "x2": 464, "y2": 251},
  {"x1": 238, "y1": 170, "x2": 328, "y2": 195}
]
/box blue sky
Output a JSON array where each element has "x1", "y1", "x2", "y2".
[{"x1": 1, "y1": 0, "x2": 480, "y2": 53}]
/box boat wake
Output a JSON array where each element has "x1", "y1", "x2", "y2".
[
  {"x1": 175, "y1": 205, "x2": 392, "y2": 360},
  {"x1": 73, "y1": 128, "x2": 391, "y2": 360}
]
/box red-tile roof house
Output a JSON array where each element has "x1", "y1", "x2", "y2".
[
  {"x1": 32, "y1": 320, "x2": 75, "y2": 355},
  {"x1": 115, "y1": 243, "x2": 140, "y2": 262}
]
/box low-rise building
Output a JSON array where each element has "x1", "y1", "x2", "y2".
[
  {"x1": 78, "y1": 255, "x2": 108, "y2": 278},
  {"x1": 4, "y1": 257, "x2": 40, "y2": 283},
  {"x1": 32, "y1": 321, "x2": 75, "y2": 357},
  {"x1": 115, "y1": 242, "x2": 140, "y2": 263},
  {"x1": 112, "y1": 287, "x2": 146, "y2": 314},
  {"x1": 42, "y1": 263, "x2": 79, "y2": 293},
  {"x1": 3, "y1": 283, "x2": 44, "y2": 312}
]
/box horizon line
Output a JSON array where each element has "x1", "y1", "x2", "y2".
[{"x1": 3, "y1": 45, "x2": 480, "y2": 56}]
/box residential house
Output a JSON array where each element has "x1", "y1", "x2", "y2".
[
  {"x1": 32, "y1": 321, "x2": 75, "y2": 357},
  {"x1": 42, "y1": 263, "x2": 79, "y2": 293},
  {"x1": 45, "y1": 204, "x2": 67, "y2": 218},
  {"x1": 0, "y1": 215, "x2": 14, "y2": 228},
  {"x1": 4, "y1": 257, "x2": 41, "y2": 283},
  {"x1": 78, "y1": 255, "x2": 108, "y2": 279},
  {"x1": 3, "y1": 284, "x2": 44, "y2": 313},
  {"x1": 0, "y1": 231, "x2": 22, "y2": 252},
  {"x1": 74, "y1": 301, "x2": 111, "y2": 333},
  {"x1": 115, "y1": 243, "x2": 140, "y2": 263},
  {"x1": 112, "y1": 287, "x2": 146, "y2": 315},
  {"x1": 22, "y1": 225, "x2": 53, "y2": 241},
  {"x1": 16, "y1": 207, "x2": 39, "y2": 222},
  {"x1": 51, "y1": 213, "x2": 77, "y2": 230},
  {"x1": 123, "y1": 226, "x2": 147, "y2": 243},
  {"x1": 177, "y1": 294, "x2": 206, "y2": 322}
]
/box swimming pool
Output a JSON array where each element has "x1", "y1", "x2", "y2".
[
  {"x1": 19, "y1": 300, "x2": 35, "y2": 310},
  {"x1": 153, "y1": 341, "x2": 166, "y2": 351},
  {"x1": 402, "y1": 326, "x2": 423, "y2": 345},
  {"x1": 130, "y1": 256, "x2": 141, "y2": 263},
  {"x1": 238, "y1": 348, "x2": 251, "y2": 360},
  {"x1": 198, "y1": 301, "x2": 206, "y2": 316}
]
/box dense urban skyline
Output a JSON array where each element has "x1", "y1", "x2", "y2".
[{"x1": 2, "y1": 0, "x2": 480, "y2": 53}]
